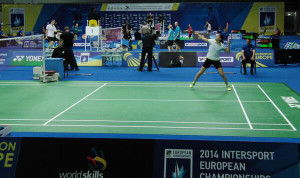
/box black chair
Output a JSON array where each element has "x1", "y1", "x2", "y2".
[{"x1": 240, "y1": 60, "x2": 256, "y2": 74}]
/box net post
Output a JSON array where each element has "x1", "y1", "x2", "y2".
[{"x1": 42, "y1": 34, "x2": 45, "y2": 75}]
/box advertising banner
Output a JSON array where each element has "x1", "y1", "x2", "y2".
[
  {"x1": 74, "y1": 51, "x2": 102, "y2": 66},
  {"x1": 15, "y1": 138, "x2": 155, "y2": 178},
  {"x1": 101, "y1": 3, "x2": 178, "y2": 11},
  {"x1": 102, "y1": 28, "x2": 123, "y2": 41},
  {"x1": 0, "y1": 50, "x2": 43, "y2": 66},
  {"x1": 197, "y1": 49, "x2": 275, "y2": 67},
  {"x1": 0, "y1": 138, "x2": 21, "y2": 178},
  {"x1": 197, "y1": 52, "x2": 236, "y2": 67},
  {"x1": 160, "y1": 40, "x2": 184, "y2": 49},
  {"x1": 122, "y1": 51, "x2": 159, "y2": 67},
  {"x1": 159, "y1": 52, "x2": 197, "y2": 67},
  {"x1": 184, "y1": 40, "x2": 208, "y2": 49},
  {"x1": 154, "y1": 140, "x2": 300, "y2": 178},
  {"x1": 259, "y1": 6, "x2": 276, "y2": 32},
  {"x1": 9, "y1": 8, "x2": 25, "y2": 32}
]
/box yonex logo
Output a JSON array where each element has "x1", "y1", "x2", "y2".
[{"x1": 13, "y1": 56, "x2": 24, "y2": 62}]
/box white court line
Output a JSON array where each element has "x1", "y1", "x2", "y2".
[
  {"x1": 232, "y1": 85, "x2": 253, "y2": 129},
  {"x1": 257, "y1": 85, "x2": 297, "y2": 131},
  {"x1": 1, "y1": 123, "x2": 295, "y2": 131},
  {"x1": 0, "y1": 82, "x2": 259, "y2": 86},
  {"x1": 0, "y1": 119, "x2": 47, "y2": 121},
  {"x1": 54, "y1": 119, "x2": 290, "y2": 126},
  {"x1": 85, "y1": 98, "x2": 270, "y2": 103},
  {"x1": 0, "y1": 119, "x2": 289, "y2": 126},
  {"x1": 86, "y1": 98, "x2": 238, "y2": 102},
  {"x1": 43, "y1": 83, "x2": 107, "y2": 125}
]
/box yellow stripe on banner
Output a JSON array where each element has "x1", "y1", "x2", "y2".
[
  {"x1": 100, "y1": 4, "x2": 108, "y2": 11},
  {"x1": 256, "y1": 61, "x2": 268, "y2": 67},
  {"x1": 172, "y1": 3, "x2": 180, "y2": 11}
]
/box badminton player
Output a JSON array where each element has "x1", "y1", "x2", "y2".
[{"x1": 190, "y1": 33, "x2": 232, "y2": 91}]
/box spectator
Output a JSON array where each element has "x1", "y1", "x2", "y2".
[
  {"x1": 275, "y1": 27, "x2": 281, "y2": 36},
  {"x1": 188, "y1": 24, "x2": 193, "y2": 39},
  {"x1": 134, "y1": 30, "x2": 142, "y2": 40},
  {"x1": 147, "y1": 13, "x2": 154, "y2": 27},
  {"x1": 141, "y1": 22, "x2": 150, "y2": 37},
  {"x1": 88, "y1": 7, "x2": 100, "y2": 22},
  {"x1": 204, "y1": 21, "x2": 211, "y2": 34}
]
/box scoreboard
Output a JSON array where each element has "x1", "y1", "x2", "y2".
[{"x1": 255, "y1": 36, "x2": 279, "y2": 49}]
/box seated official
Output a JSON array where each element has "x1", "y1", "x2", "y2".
[
  {"x1": 52, "y1": 40, "x2": 70, "y2": 71},
  {"x1": 241, "y1": 39, "x2": 256, "y2": 75}
]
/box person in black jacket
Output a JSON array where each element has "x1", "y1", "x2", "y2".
[
  {"x1": 138, "y1": 34, "x2": 156, "y2": 72},
  {"x1": 88, "y1": 7, "x2": 100, "y2": 22},
  {"x1": 60, "y1": 26, "x2": 79, "y2": 71},
  {"x1": 52, "y1": 40, "x2": 69, "y2": 71}
]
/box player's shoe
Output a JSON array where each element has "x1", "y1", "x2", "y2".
[
  {"x1": 226, "y1": 85, "x2": 232, "y2": 91},
  {"x1": 189, "y1": 82, "x2": 195, "y2": 88}
]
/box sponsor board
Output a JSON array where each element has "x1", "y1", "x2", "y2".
[
  {"x1": 164, "y1": 149, "x2": 193, "y2": 178},
  {"x1": 15, "y1": 138, "x2": 154, "y2": 178},
  {"x1": 0, "y1": 138, "x2": 21, "y2": 178},
  {"x1": 123, "y1": 52, "x2": 159, "y2": 67},
  {"x1": 155, "y1": 140, "x2": 300, "y2": 178},
  {"x1": 159, "y1": 52, "x2": 196, "y2": 67},
  {"x1": 74, "y1": 52, "x2": 102, "y2": 66},
  {"x1": 259, "y1": 6, "x2": 276, "y2": 32},
  {"x1": 102, "y1": 3, "x2": 178, "y2": 11},
  {"x1": 197, "y1": 52, "x2": 236, "y2": 67},
  {"x1": 9, "y1": 8, "x2": 25, "y2": 32},
  {"x1": 10, "y1": 51, "x2": 43, "y2": 66}
]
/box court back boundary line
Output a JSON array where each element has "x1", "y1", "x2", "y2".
[{"x1": 1, "y1": 123, "x2": 295, "y2": 132}]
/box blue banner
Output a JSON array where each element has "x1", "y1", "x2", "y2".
[
  {"x1": 0, "y1": 138, "x2": 21, "y2": 178},
  {"x1": 154, "y1": 140, "x2": 300, "y2": 178}
]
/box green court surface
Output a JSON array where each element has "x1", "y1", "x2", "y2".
[{"x1": 1, "y1": 81, "x2": 300, "y2": 139}]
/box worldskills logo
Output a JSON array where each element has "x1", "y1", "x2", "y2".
[{"x1": 87, "y1": 148, "x2": 107, "y2": 171}]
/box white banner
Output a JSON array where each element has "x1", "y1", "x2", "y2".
[{"x1": 103, "y1": 3, "x2": 178, "y2": 11}]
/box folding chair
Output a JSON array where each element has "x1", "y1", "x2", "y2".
[
  {"x1": 89, "y1": 20, "x2": 98, "y2": 27},
  {"x1": 240, "y1": 60, "x2": 256, "y2": 74}
]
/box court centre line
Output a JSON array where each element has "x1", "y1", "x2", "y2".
[
  {"x1": 43, "y1": 83, "x2": 107, "y2": 125},
  {"x1": 257, "y1": 85, "x2": 297, "y2": 131},
  {"x1": 232, "y1": 85, "x2": 253, "y2": 129},
  {"x1": 1, "y1": 123, "x2": 295, "y2": 131},
  {"x1": 85, "y1": 98, "x2": 270, "y2": 103}
]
